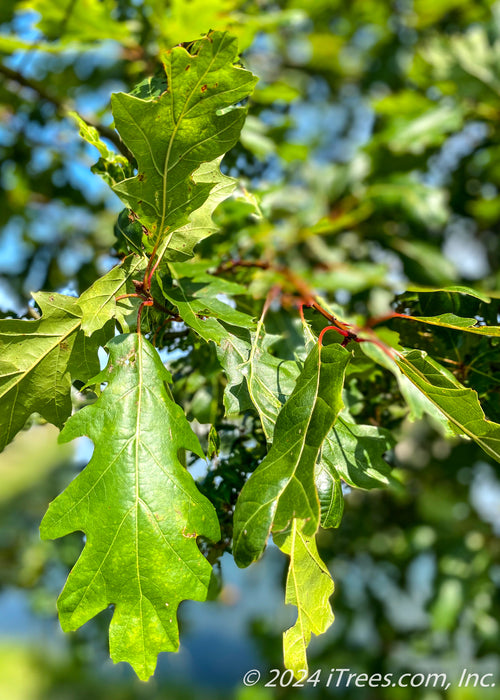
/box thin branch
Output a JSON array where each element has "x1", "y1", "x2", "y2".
[
  {"x1": 212, "y1": 259, "x2": 271, "y2": 275},
  {"x1": 0, "y1": 62, "x2": 134, "y2": 162}
]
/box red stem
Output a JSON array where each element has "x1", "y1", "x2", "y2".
[
  {"x1": 116, "y1": 292, "x2": 144, "y2": 302},
  {"x1": 137, "y1": 299, "x2": 154, "y2": 335},
  {"x1": 318, "y1": 325, "x2": 350, "y2": 345},
  {"x1": 145, "y1": 256, "x2": 162, "y2": 293}
]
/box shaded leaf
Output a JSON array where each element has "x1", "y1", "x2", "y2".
[
  {"x1": 217, "y1": 306, "x2": 300, "y2": 437},
  {"x1": 315, "y1": 466, "x2": 344, "y2": 529},
  {"x1": 361, "y1": 342, "x2": 456, "y2": 435},
  {"x1": 321, "y1": 415, "x2": 394, "y2": 490},
  {"x1": 163, "y1": 263, "x2": 256, "y2": 344},
  {"x1": 397, "y1": 349, "x2": 500, "y2": 462}
]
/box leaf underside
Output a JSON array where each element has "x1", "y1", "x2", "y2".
[
  {"x1": 233, "y1": 341, "x2": 350, "y2": 674},
  {"x1": 397, "y1": 349, "x2": 500, "y2": 463},
  {"x1": 274, "y1": 519, "x2": 335, "y2": 676}
]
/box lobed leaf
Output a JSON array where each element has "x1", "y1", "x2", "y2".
[
  {"x1": 273, "y1": 519, "x2": 335, "y2": 676},
  {"x1": 41, "y1": 333, "x2": 220, "y2": 680},
  {"x1": 110, "y1": 31, "x2": 258, "y2": 263},
  {"x1": 0, "y1": 293, "x2": 109, "y2": 452},
  {"x1": 78, "y1": 255, "x2": 146, "y2": 335}
]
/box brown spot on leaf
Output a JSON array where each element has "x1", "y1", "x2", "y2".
[
  {"x1": 201, "y1": 84, "x2": 207, "y2": 92},
  {"x1": 182, "y1": 526, "x2": 197, "y2": 538}
]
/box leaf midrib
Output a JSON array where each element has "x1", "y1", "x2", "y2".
[
  {"x1": 398, "y1": 355, "x2": 500, "y2": 459},
  {"x1": 234, "y1": 349, "x2": 323, "y2": 557},
  {"x1": 156, "y1": 40, "x2": 224, "y2": 258}
]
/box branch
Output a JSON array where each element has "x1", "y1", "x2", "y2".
[{"x1": 0, "y1": 62, "x2": 134, "y2": 161}]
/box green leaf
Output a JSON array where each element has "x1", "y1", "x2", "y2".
[
  {"x1": 208, "y1": 425, "x2": 220, "y2": 460},
  {"x1": 217, "y1": 331, "x2": 254, "y2": 416},
  {"x1": 416, "y1": 27, "x2": 500, "y2": 98},
  {"x1": 366, "y1": 179, "x2": 449, "y2": 230},
  {"x1": 361, "y1": 342, "x2": 456, "y2": 434},
  {"x1": 405, "y1": 285, "x2": 491, "y2": 304},
  {"x1": 114, "y1": 209, "x2": 146, "y2": 256},
  {"x1": 20, "y1": 0, "x2": 130, "y2": 43},
  {"x1": 397, "y1": 349, "x2": 500, "y2": 463},
  {"x1": 70, "y1": 112, "x2": 132, "y2": 188},
  {"x1": 78, "y1": 255, "x2": 146, "y2": 335},
  {"x1": 162, "y1": 158, "x2": 238, "y2": 261},
  {"x1": 321, "y1": 415, "x2": 394, "y2": 491},
  {"x1": 217, "y1": 307, "x2": 300, "y2": 438},
  {"x1": 233, "y1": 343, "x2": 350, "y2": 568},
  {"x1": 241, "y1": 327, "x2": 299, "y2": 442},
  {"x1": 375, "y1": 103, "x2": 463, "y2": 155},
  {"x1": 70, "y1": 112, "x2": 120, "y2": 160},
  {"x1": 147, "y1": 0, "x2": 237, "y2": 48},
  {"x1": 273, "y1": 520, "x2": 335, "y2": 676},
  {"x1": 40, "y1": 333, "x2": 220, "y2": 681},
  {"x1": 315, "y1": 466, "x2": 344, "y2": 529},
  {"x1": 0, "y1": 293, "x2": 108, "y2": 452},
  {"x1": 400, "y1": 313, "x2": 500, "y2": 336},
  {"x1": 163, "y1": 262, "x2": 256, "y2": 344},
  {"x1": 110, "y1": 31, "x2": 257, "y2": 263}
]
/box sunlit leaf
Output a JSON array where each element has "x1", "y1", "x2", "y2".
[
  {"x1": 110, "y1": 32, "x2": 257, "y2": 264},
  {"x1": 41, "y1": 334, "x2": 220, "y2": 680},
  {"x1": 233, "y1": 342, "x2": 350, "y2": 567},
  {"x1": 0, "y1": 293, "x2": 110, "y2": 452}
]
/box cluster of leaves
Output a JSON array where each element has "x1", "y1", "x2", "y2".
[{"x1": 1, "y1": 0, "x2": 500, "y2": 687}]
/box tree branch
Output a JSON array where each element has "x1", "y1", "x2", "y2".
[{"x1": 0, "y1": 62, "x2": 134, "y2": 161}]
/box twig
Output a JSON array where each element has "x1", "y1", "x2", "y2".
[{"x1": 0, "y1": 62, "x2": 134, "y2": 161}]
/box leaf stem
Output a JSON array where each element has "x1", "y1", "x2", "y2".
[{"x1": 137, "y1": 300, "x2": 154, "y2": 335}]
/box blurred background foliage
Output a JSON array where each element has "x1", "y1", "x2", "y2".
[{"x1": 1, "y1": 0, "x2": 500, "y2": 697}]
